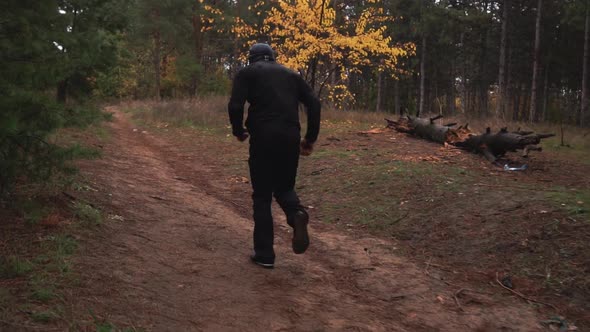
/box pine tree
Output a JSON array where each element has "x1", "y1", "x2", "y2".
[{"x1": 0, "y1": 0, "x2": 128, "y2": 197}]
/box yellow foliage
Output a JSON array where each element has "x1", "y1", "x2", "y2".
[
  {"x1": 328, "y1": 84, "x2": 356, "y2": 110},
  {"x1": 198, "y1": 1, "x2": 226, "y2": 33},
  {"x1": 233, "y1": 0, "x2": 415, "y2": 107}
]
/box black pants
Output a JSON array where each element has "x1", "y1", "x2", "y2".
[{"x1": 248, "y1": 126, "x2": 306, "y2": 261}]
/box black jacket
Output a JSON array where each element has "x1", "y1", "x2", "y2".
[{"x1": 228, "y1": 60, "x2": 321, "y2": 143}]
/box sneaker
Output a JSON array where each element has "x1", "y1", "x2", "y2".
[
  {"x1": 291, "y1": 210, "x2": 310, "y2": 254},
  {"x1": 250, "y1": 255, "x2": 274, "y2": 269}
]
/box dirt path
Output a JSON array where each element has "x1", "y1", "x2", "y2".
[{"x1": 68, "y1": 109, "x2": 546, "y2": 331}]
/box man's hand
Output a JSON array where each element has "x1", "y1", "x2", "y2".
[
  {"x1": 300, "y1": 139, "x2": 314, "y2": 156},
  {"x1": 236, "y1": 132, "x2": 249, "y2": 142}
]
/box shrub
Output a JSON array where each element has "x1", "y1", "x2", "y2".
[{"x1": 72, "y1": 202, "x2": 103, "y2": 226}]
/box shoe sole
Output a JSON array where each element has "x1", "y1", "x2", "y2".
[
  {"x1": 251, "y1": 256, "x2": 274, "y2": 269},
  {"x1": 292, "y1": 213, "x2": 310, "y2": 254}
]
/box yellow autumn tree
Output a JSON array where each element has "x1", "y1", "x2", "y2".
[{"x1": 234, "y1": 0, "x2": 415, "y2": 108}]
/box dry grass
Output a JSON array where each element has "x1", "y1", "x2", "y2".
[
  {"x1": 116, "y1": 97, "x2": 589, "y2": 152},
  {"x1": 119, "y1": 98, "x2": 390, "y2": 123},
  {"x1": 118, "y1": 98, "x2": 229, "y2": 131},
  {"x1": 321, "y1": 108, "x2": 393, "y2": 124}
]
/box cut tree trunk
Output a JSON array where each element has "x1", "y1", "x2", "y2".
[
  {"x1": 405, "y1": 115, "x2": 449, "y2": 144},
  {"x1": 454, "y1": 127, "x2": 554, "y2": 162},
  {"x1": 385, "y1": 116, "x2": 554, "y2": 164}
]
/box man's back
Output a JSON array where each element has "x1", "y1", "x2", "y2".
[
  {"x1": 242, "y1": 61, "x2": 302, "y2": 129},
  {"x1": 228, "y1": 60, "x2": 320, "y2": 143}
]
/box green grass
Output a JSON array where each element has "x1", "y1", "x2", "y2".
[
  {"x1": 31, "y1": 284, "x2": 56, "y2": 303},
  {"x1": 300, "y1": 154, "x2": 469, "y2": 233},
  {"x1": 0, "y1": 113, "x2": 112, "y2": 328},
  {"x1": 0, "y1": 256, "x2": 34, "y2": 278},
  {"x1": 0, "y1": 234, "x2": 79, "y2": 325},
  {"x1": 90, "y1": 311, "x2": 144, "y2": 332},
  {"x1": 0, "y1": 287, "x2": 12, "y2": 306},
  {"x1": 95, "y1": 322, "x2": 141, "y2": 332},
  {"x1": 48, "y1": 234, "x2": 78, "y2": 256},
  {"x1": 72, "y1": 201, "x2": 103, "y2": 226},
  {"x1": 541, "y1": 134, "x2": 590, "y2": 165},
  {"x1": 93, "y1": 125, "x2": 112, "y2": 142},
  {"x1": 19, "y1": 199, "x2": 49, "y2": 225},
  {"x1": 30, "y1": 310, "x2": 59, "y2": 323},
  {"x1": 40, "y1": 234, "x2": 78, "y2": 275},
  {"x1": 546, "y1": 188, "x2": 590, "y2": 221}
]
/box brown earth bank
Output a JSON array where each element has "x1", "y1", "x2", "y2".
[{"x1": 3, "y1": 106, "x2": 586, "y2": 331}]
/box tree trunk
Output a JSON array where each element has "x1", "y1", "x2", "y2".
[
  {"x1": 192, "y1": 1, "x2": 205, "y2": 97},
  {"x1": 478, "y1": 2, "x2": 490, "y2": 117},
  {"x1": 542, "y1": 65, "x2": 549, "y2": 121},
  {"x1": 418, "y1": 35, "x2": 427, "y2": 117},
  {"x1": 309, "y1": 0, "x2": 328, "y2": 91},
  {"x1": 581, "y1": 0, "x2": 590, "y2": 126},
  {"x1": 153, "y1": 32, "x2": 161, "y2": 100},
  {"x1": 470, "y1": 85, "x2": 477, "y2": 117},
  {"x1": 496, "y1": 0, "x2": 509, "y2": 118},
  {"x1": 505, "y1": 44, "x2": 513, "y2": 120},
  {"x1": 152, "y1": 8, "x2": 162, "y2": 101},
  {"x1": 376, "y1": 70, "x2": 383, "y2": 112},
  {"x1": 529, "y1": 0, "x2": 543, "y2": 123},
  {"x1": 513, "y1": 84, "x2": 521, "y2": 121},
  {"x1": 394, "y1": 79, "x2": 400, "y2": 114},
  {"x1": 447, "y1": 55, "x2": 456, "y2": 115},
  {"x1": 233, "y1": 0, "x2": 243, "y2": 74},
  {"x1": 460, "y1": 32, "x2": 468, "y2": 114}
]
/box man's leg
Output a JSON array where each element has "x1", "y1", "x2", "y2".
[
  {"x1": 273, "y1": 134, "x2": 306, "y2": 221},
  {"x1": 252, "y1": 191, "x2": 274, "y2": 262},
  {"x1": 249, "y1": 142, "x2": 275, "y2": 264},
  {"x1": 273, "y1": 134, "x2": 310, "y2": 254}
]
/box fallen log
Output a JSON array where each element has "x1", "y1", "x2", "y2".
[
  {"x1": 455, "y1": 128, "x2": 555, "y2": 162},
  {"x1": 385, "y1": 115, "x2": 468, "y2": 144},
  {"x1": 410, "y1": 116, "x2": 452, "y2": 144},
  {"x1": 385, "y1": 117, "x2": 412, "y2": 133},
  {"x1": 385, "y1": 116, "x2": 555, "y2": 163}
]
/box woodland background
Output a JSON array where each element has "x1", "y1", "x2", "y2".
[
  {"x1": 2, "y1": 2, "x2": 590, "y2": 329},
  {"x1": 2, "y1": 0, "x2": 590, "y2": 195}
]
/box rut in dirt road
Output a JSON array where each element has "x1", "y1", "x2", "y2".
[{"x1": 68, "y1": 109, "x2": 545, "y2": 331}]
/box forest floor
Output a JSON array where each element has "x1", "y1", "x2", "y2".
[{"x1": 1, "y1": 105, "x2": 589, "y2": 331}]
